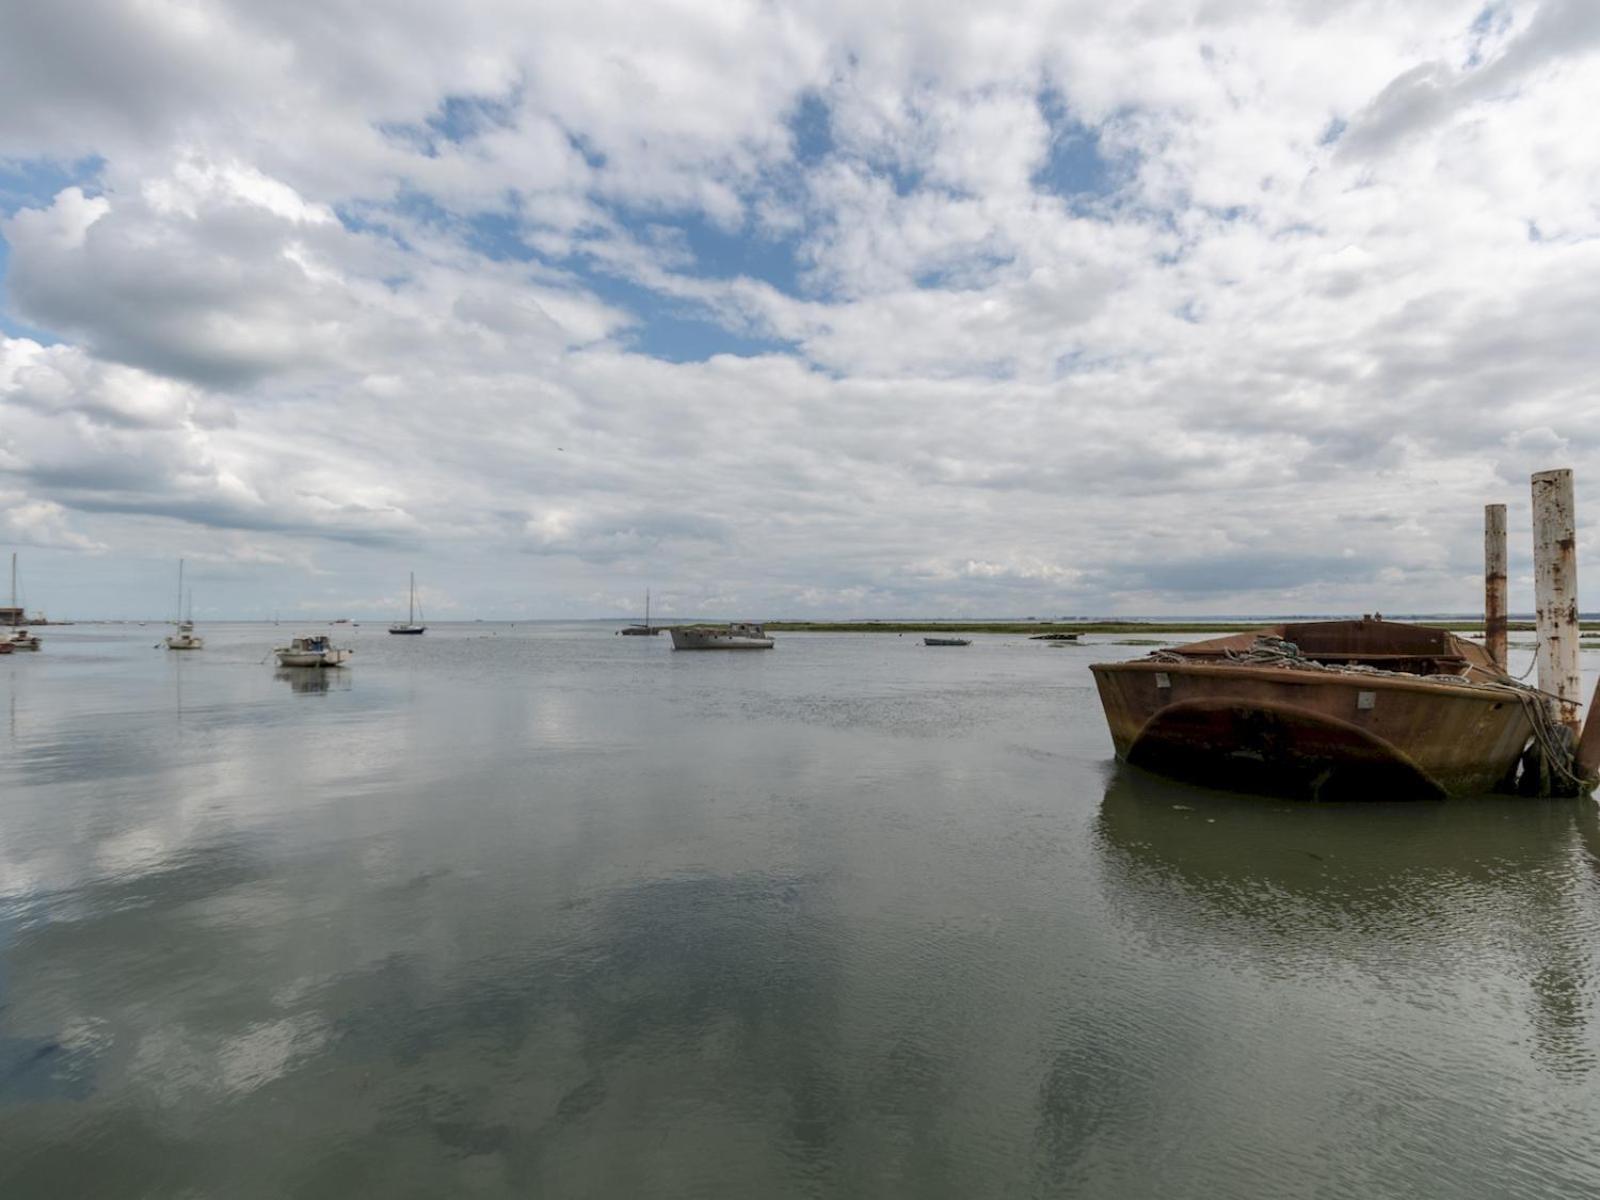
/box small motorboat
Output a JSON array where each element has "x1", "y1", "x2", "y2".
[
  {"x1": 923, "y1": 636, "x2": 971, "y2": 647},
  {"x1": 5, "y1": 628, "x2": 40, "y2": 651},
  {"x1": 669, "y1": 622, "x2": 774, "y2": 650},
  {"x1": 0, "y1": 641, "x2": 12, "y2": 655},
  {"x1": 274, "y1": 634, "x2": 352, "y2": 668}
]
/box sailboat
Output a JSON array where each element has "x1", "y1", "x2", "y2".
[
  {"x1": 620, "y1": 588, "x2": 661, "y2": 635},
  {"x1": 5, "y1": 553, "x2": 40, "y2": 651},
  {"x1": 389, "y1": 572, "x2": 426, "y2": 635},
  {"x1": 165, "y1": 560, "x2": 204, "y2": 650}
]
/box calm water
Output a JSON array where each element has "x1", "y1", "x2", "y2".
[{"x1": 2, "y1": 623, "x2": 1598, "y2": 1198}]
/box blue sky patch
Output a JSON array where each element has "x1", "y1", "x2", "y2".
[
  {"x1": 788, "y1": 93, "x2": 835, "y2": 165},
  {"x1": 582, "y1": 273, "x2": 794, "y2": 362},
  {"x1": 1033, "y1": 94, "x2": 1125, "y2": 204},
  {"x1": 0, "y1": 155, "x2": 103, "y2": 216},
  {"x1": 379, "y1": 92, "x2": 520, "y2": 158}
]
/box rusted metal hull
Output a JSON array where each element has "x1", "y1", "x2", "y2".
[{"x1": 1090, "y1": 660, "x2": 1533, "y2": 799}]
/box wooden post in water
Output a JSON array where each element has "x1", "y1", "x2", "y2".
[
  {"x1": 1531, "y1": 468, "x2": 1582, "y2": 731},
  {"x1": 1485, "y1": 503, "x2": 1508, "y2": 670}
]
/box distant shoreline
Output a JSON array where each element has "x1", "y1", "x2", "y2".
[{"x1": 761, "y1": 620, "x2": 1590, "y2": 635}]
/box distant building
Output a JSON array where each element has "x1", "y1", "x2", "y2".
[{"x1": 0, "y1": 606, "x2": 23, "y2": 626}]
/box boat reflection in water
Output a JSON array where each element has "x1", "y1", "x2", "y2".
[
  {"x1": 1093, "y1": 765, "x2": 1600, "y2": 1074},
  {"x1": 274, "y1": 667, "x2": 352, "y2": 695}
]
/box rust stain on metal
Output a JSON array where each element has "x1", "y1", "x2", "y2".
[{"x1": 1091, "y1": 618, "x2": 1534, "y2": 799}]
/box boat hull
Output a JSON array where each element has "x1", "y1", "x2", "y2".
[
  {"x1": 620, "y1": 626, "x2": 660, "y2": 636},
  {"x1": 388, "y1": 626, "x2": 426, "y2": 635},
  {"x1": 669, "y1": 628, "x2": 774, "y2": 650},
  {"x1": 166, "y1": 637, "x2": 204, "y2": 650},
  {"x1": 275, "y1": 651, "x2": 351, "y2": 668},
  {"x1": 924, "y1": 638, "x2": 971, "y2": 646},
  {"x1": 1090, "y1": 660, "x2": 1533, "y2": 799}
]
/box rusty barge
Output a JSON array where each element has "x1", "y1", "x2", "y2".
[
  {"x1": 1089, "y1": 469, "x2": 1600, "y2": 800},
  {"x1": 1089, "y1": 619, "x2": 1547, "y2": 799}
]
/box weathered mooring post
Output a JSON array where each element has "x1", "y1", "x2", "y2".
[
  {"x1": 1531, "y1": 468, "x2": 1582, "y2": 731},
  {"x1": 1485, "y1": 503, "x2": 1508, "y2": 670}
]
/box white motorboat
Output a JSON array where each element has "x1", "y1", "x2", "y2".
[
  {"x1": 274, "y1": 634, "x2": 352, "y2": 668},
  {"x1": 165, "y1": 560, "x2": 204, "y2": 649},
  {"x1": 4, "y1": 628, "x2": 39, "y2": 651},
  {"x1": 669, "y1": 621, "x2": 774, "y2": 650},
  {"x1": 389, "y1": 572, "x2": 426, "y2": 635}
]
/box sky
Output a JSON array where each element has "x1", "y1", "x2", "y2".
[{"x1": 1, "y1": 0, "x2": 1598, "y2": 620}]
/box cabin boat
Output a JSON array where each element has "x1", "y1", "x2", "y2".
[
  {"x1": 4, "y1": 628, "x2": 40, "y2": 651},
  {"x1": 274, "y1": 634, "x2": 352, "y2": 668},
  {"x1": 389, "y1": 572, "x2": 426, "y2": 635},
  {"x1": 924, "y1": 637, "x2": 971, "y2": 646},
  {"x1": 669, "y1": 622, "x2": 774, "y2": 650},
  {"x1": 1090, "y1": 618, "x2": 1548, "y2": 799}
]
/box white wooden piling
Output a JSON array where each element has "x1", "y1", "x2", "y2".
[
  {"x1": 1485, "y1": 503, "x2": 1508, "y2": 670},
  {"x1": 1531, "y1": 468, "x2": 1582, "y2": 731}
]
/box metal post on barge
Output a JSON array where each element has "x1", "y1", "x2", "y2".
[
  {"x1": 1485, "y1": 503, "x2": 1508, "y2": 670},
  {"x1": 1531, "y1": 468, "x2": 1582, "y2": 732}
]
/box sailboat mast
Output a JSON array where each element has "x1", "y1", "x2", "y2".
[
  {"x1": 409, "y1": 572, "x2": 415, "y2": 624},
  {"x1": 645, "y1": 588, "x2": 650, "y2": 628},
  {"x1": 9, "y1": 553, "x2": 15, "y2": 626},
  {"x1": 176, "y1": 559, "x2": 184, "y2": 625}
]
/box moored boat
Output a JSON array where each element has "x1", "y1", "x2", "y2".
[
  {"x1": 5, "y1": 628, "x2": 41, "y2": 651},
  {"x1": 5, "y1": 553, "x2": 39, "y2": 650},
  {"x1": 1090, "y1": 618, "x2": 1549, "y2": 799},
  {"x1": 274, "y1": 634, "x2": 353, "y2": 668},
  {"x1": 166, "y1": 621, "x2": 204, "y2": 650},
  {"x1": 620, "y1": 588, "x2": 661, "y2": 635},
  {"x1": 924, "y1": 637, "x2": 971, "y2": 646},
  {"x1": 164, "y1": 560, "x2": 204, "y2": 650},
  {"x1": 669, "y1": 622, "x2": 774, "y2": 650},
  {"x1": 389, "y1": 572, "x2": 426, "y2": 635}
]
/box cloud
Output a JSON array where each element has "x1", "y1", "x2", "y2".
[
  {"x1": 0, "y1": 491, "x2": 106, "y2": 552},
  {"x1": 1, "y1": 1, "x2": 1598, "y2": 618}
]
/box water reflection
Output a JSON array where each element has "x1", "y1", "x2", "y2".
[
  {"x1": 274, "y1": 668, "x2": 352, "y2": 695},
  {"x1": 1094, "y1": 766, "x2": 1600, "y2": 1075}
]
